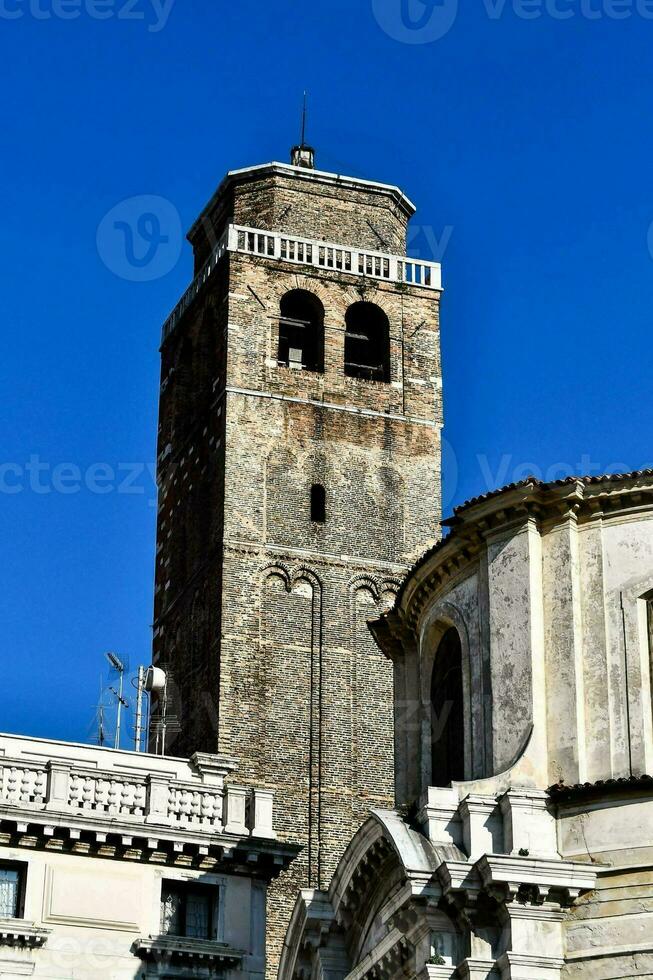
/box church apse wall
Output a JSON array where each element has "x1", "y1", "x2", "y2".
[{"x1": 378, "y1": 474, "x2": 653, "y2": 805}]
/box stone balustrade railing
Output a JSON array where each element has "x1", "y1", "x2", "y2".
[
  {"x1": 0, "y1": 734, "x2": 274, "y2": 840},
  {"x1": 161, "y1": 223, "x2": 442, "y2": 342}
]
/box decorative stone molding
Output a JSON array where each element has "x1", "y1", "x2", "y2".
[
  {"x1": 133, "y1": 935, "x2": 244, "y2": 969},
  {"x1": 281, "y1": 803, "x2": 598, "y2": 980},
  {"x1": 457, "y1": 958, "x2": 501, "y2": 979},
  {"x1": 0, "y1": 734, "x2": 266, "y2": 839},
  {"x1": 475, "y1": 855, "x2": 596, "y2": 905},
  {"x1": 224, "y1": 784, "x2": 248, "y2": 836},
  {"x1": 191, "y1": 752, "x2": 238, "y2": 785},
  {"x1": 0, "y1": 960, "x2": 35, "y2": 976},
  {"x1": 418, "y1": 967, "x2": 457, "y2": 980},
  {"x1": 0, "y1": 734, "x2": 297, "y2": 876},
  {"x1": 495, "y1": 951, "x2": 565, "y2": 979},
  {"x1": 418, "y1": 787, "x2": 462, "y2": 847},
  {"x1": 0, "y1": 920, "x2": 50, "y2": 948},
  {"x1": 346, "y1": 929, "x2": 412, "y2": 980},
  {"x1": 251, "y1": 789, "x2": 276, "y2": 839},
  {"x1": 394, "y1": 472, "x2": 653, "y2": 631},
  {"x1": 459, "y1": 796, "x2": 502, "y2": 860}
]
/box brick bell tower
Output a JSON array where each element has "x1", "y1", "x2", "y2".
[{"x1": 151, "y1": 143, "x2": 443, "y2": 970}]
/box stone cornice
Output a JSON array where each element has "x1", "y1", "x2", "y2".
[
  {"x1": 388, "y1": 472, "x2": 653, "y2": 634},
  {"x1": 0, "y1": 919, "x2": 50, "y2": 948},
  {"x1": 133, "y1": 935, "x2": 244, "y2": 969},
  {"x1": 344, "y1": 928, "x2": 412, "y2": 980},
  {"x1": 0, "y1": 733, "x2": 298, "y2": 880},
  {"x1": 281, "y1": 802, "x2": 601, "y2": 980},
  {"x1": 475, "y1": 854, "x2": 597, "y2": 905},
  {"x1": 0, "y1": 810, "x2": 297, "y2": 879}
]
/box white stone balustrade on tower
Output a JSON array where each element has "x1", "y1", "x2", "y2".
[{"x1": 161, "y1": 223, "x2": 442, "y2": 342}]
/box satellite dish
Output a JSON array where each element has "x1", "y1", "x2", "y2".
[{"x1": 144, "y1": 666, "x2": 167, "y2": 693}]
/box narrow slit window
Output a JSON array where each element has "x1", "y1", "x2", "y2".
[{"x1": 311, "y1": 484, "x2": 326, "y2": 524}]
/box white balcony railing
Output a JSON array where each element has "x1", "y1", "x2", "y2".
[
  {"x1": 162, "y1": 226, "x2": 230, "y2": 342},
  {"x1": 0, "y1": 733, "x2": 275, "y2": 840},
  {"x1": 162, "y1": 224, "x2": 442, "y2": 342}
]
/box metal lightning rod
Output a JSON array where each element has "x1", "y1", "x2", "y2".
[{"x1": 301, "y1": 91, "x2": 307, "y2": 147}]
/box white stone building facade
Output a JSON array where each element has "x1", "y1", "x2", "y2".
[
  {"x1": 280, "y1": 473, "x2": 653, "y2": 979},
  {"x1": 0, "y1": 733, "x2": 297, "y2": 979}
]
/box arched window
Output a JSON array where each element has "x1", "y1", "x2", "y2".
[
  {"x1": 344, "y1": 302, "x2": 390, "y2": 382},
  {"x1": 431, "y1": 627, "x2": 465, "y2": 786},
  {"x1": 278, "y1": 290, "x2": 325, "y2": 373}
]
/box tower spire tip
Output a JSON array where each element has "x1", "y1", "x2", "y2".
[{"x1": 291, "y1": 91, "x2": 315, "y2": 169}]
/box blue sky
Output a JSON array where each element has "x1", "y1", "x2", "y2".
[{"x1": 2, "y1": 0, "x2": 652, "y2": 745}]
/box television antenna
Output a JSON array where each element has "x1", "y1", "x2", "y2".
[
  {"x1": 132, "y1": 666, "x2": 146, "y2": 753},
  {"x1": 106, "y1": 652, "x2": 128, "y2": 750},
  {"x1": 96, "y1": 704, "x2": 107, "y2": 747}
]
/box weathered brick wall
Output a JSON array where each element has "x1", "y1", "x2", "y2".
[
  {"x1": 152, "y1": 163, "x2": 442, "y2": 974},
  {"x1": 189, "y1": 165, "x2": 412, "y2": 272}
]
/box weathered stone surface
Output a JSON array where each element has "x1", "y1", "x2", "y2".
[{"x1": 365, "y1": 474, "x2": 653, "y2": 979}]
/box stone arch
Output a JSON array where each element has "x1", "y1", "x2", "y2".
[
  {"x1": 281, "y1": 812, "x2": 468, "y2": 980},
  {"x1": 258, "y1": 561, "x2": 323, "y2": 599},
  {"x1": 259, "y1": 560, "x2": 293, "y2": 593},
  {"x1": 347, "y1": 574, "x2": 401, "y2": 632},
  {"x1": 349, "y1": 573, "x2": 383, "y2": 606},
  {"x1": 419, "y1": 600, "x2": 477, "y2": 789},
  {"x1": 380, "y1": 577, "x2": 401, "y2": 609},
  {"x1": 430, "y1": 627, "x2": 465, "y2": 787},
  {"x1": 348, "y1": 573, "x2": 395, "y2": 642}
]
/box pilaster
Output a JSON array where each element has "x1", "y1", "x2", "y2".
[
  {"x1": 459, "y1": 796, "x2": 501, "y2": 860},
  {"x1": 499, "y1": 791, "x2": 558, "y2": 859}
]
